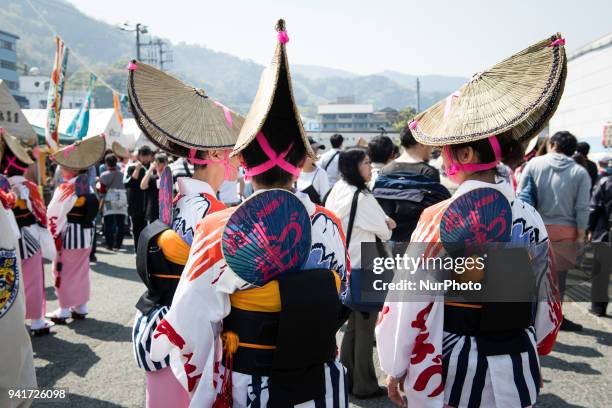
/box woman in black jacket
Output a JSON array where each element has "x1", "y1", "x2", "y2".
[{"x1": 588, "y1": 173, "x2": 612, "y2": 316}]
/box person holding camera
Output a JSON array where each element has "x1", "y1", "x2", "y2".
[
  {"x1": 124, "y1": 145, "x2": 154, "y2": 248},
  {"x1": 140, "y1": 152, "x2": 168, "y2": 224}
]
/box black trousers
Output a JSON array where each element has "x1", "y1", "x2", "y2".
[
  {"x1": 591, "y1": 243, "x2": 611, "y2": 313},
  {"x1": 130, "y1": 214, "x2": 147, "y2": 250},
  {"x1": 104, "y1": 214, "x2": 126, "y2": 249}
]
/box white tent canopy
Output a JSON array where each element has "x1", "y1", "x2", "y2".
[
  {"x1": 23, "y1": 108, "x2": 134, "y2": 149},
  {"x1": 123, "y1": 118, "x2": 154, "y2": 150}
]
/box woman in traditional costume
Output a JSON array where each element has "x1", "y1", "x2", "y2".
[
  {"x1": 127, "y1": 60, "x2": 243, "y2": 408},
  {"x1": 0, "y1": 129, "x2": 55, "y2": 335},
  {"x1": 376, "y1": 35, "x2": 566, "y2": 407},
  {"x1": 0, "y1": 182, "x2": 37, "y2": 408},
  {"x1": 150, "y1": 19, "x2": 351, "y2": 407},
  {"x1": 46, "y1": 135, "x2": 104, "y2": 324}
]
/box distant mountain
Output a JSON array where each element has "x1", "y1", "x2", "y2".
[
  {"x1": 378, "y1": 70, "x2": 468, "y2": 93},
  {"x1": 293, "y1": 65, "x2": 357, "y2": 80},
  {"x1": 1, "y1": 0, "x2": 463, "y2": 115}
]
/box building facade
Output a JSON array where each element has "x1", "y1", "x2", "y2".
[
  {"x1": 19, "y1": 74, "x2": 90, "y2": 110},
  {"x1": 0, "y1": 30, "x2": 20, "y2": 92},
  {"x1": 318, "y1": 103, "x2": 394, "y2": 132},
  {"x1": 549, "y1": 32, "x2": 612, "y2": 153}
]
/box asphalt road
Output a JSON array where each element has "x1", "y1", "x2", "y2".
[{"x1": 31, "y1": 237, "x2": 611, "y2": 408}]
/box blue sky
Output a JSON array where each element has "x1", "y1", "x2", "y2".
[{"x1": 67, "y1": 0, "x2": 612, "y2": 77}]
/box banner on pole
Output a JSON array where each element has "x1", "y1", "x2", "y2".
[
  {"x1": 113, "y1": 91, "x2": 124, "y2": 128},
  {"x1": 66, "y1": 73, "x2": 96, "y2": 139},
  {"x1": 45, "y1": 36, "x2": 69, "y2": 151}
]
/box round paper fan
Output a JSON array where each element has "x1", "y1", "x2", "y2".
[{"x1": 222, "y1": 189, "x2": 311, "y2": 287}]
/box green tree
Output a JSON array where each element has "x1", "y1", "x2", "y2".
[{"x1": 393, "y1": 106, "x2": 417, "y2": 131}]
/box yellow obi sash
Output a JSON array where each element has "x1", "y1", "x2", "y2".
[{"x1": 229, "y1": 270, "x2": 341, "y2": 313}]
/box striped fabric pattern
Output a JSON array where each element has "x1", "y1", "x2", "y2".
[
  {"x1": 19, "y1": 227, "x2": 41, "y2": 260},
  {"x1": 132, "y1": 305, "x2": 170, "y2": 372},
  {"x1": 62, "y1": 222, "x2": 94, "y2": 250},
  {"x1": 235, "y1": 360, "x2": 348, "y2": 408},
  {"x1": 442, "y1": 328, "x2": 540, "y2": 408}
]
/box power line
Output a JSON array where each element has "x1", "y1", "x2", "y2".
[{"x1": 23, "y1": 0, "x2": 123, "y2": 95}]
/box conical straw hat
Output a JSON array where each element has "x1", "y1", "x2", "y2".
[
  {"x1": 127, "y1": 61, "x2": 243, "y2": 157},
  {"x1": 232, "y1": 19, "x2": 314, "y2": 159},
  {"x1": 410, "y1": 34, "x2": 567, "y2": 147},
  {"x1": 51, "y1": 134, "x2": 106, "y2": 170},
  {"x1": 0, "y1": 129, "x2": 34, "y2": 165},
  {"x1": 111, "y1": 141, "x2": 130, "y2": 159}
]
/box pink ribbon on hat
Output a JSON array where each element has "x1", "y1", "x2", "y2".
[
  {"x1": 443, "y1": 135, "x2": 502, "y2": 176},
  {"x1": 278, "y1": 31, "x2": 289, "y2": 44},
  {"x1": 127, "y1": 61, "x2": 138, "y2": 71},
  {"x1": 549, "y1": 38, "x2": 566, "y2": 47},
  {"x1": 213, "y1": 101, "x2": 233, "y2": 128},
  {"x1": 243, "y1": 132, "x2": 300, "y2": 178},
  {"x1": 408, "y1": 120, "x2": 418, "y2": 130},
  {"x1": 3, "y1": 156, "x2": 28, "y2": 174},
  {"x1": 188, "y1": 149, "x2": 234, "y2": 180},
  {"x1": 444, "y1": 91, "x2": 461, "y2": 119},
  {"x1": 63, "y1": 145, "x2": 77, "y2": 159}
]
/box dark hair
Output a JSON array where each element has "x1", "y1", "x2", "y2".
[
  {"x1": 576, "y1": 141, "x2": 590, "y2": 156},
  {"x1": 104, "y1": 153, "x2": 117, "y2": 168},
  {"x1": 191, "y1": 151, "x2": 208, "y2": 171},
  {"x1": 550, "y1": 131, "x2": 577, "y2": 156},
  {"x1": 241, "y1": 118, "x2": 306, "y2": 187},
  {"x1": 330, "y1": 133, "x2": 344, "y2": 149},
  {"x1": 400, "y1": 125, "x2": 418, "y2": 148},
  {"x1": 155, "y1": 152, "x2": 167, "y2": 163},
  {"x1": 138, "y1": 145, "x2": 153, "y2": 156},
  {"x1": 392, "y1": 144, "x2": 400, "y2": 159},
  {"x1": 367, "y1": 135, "x2": 394, "y2": 164},
  {"x1": 339, "y1": 148, "x2": 368, "y2": 191},
  {"x1": 447, "y1": 131, "x2": 524, "y2": 170}
]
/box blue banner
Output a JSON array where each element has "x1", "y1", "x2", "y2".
[{"x1": 66, "y1": 73, "x2": 96, "y2": 139}]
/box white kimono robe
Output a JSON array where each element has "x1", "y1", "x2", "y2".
[
  {"x1": 376, "y1": 179, "x2": 562, "y2": 408},
  {"x1": 151, "y1": 192, "x2": 351, "y2": 407},
  {"x1": 0, "y1": 192, "x2": 36, "y2": 408}
]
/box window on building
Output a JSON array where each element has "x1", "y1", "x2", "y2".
[
  {"x1": 4, "y1": 80, "x2": 18, "y2": 90},
  {"x1": 0, "y1": 60, "x2": 16, "y2": 70},
  {"x1": 322, "y1": 114, "x2": 337, "y2": 120},
  {"x1": 354, "y1": 113, "x2": 367, "y2": 119},
  {"x1": 39, "y1": 100, "x2": 47, "y2": 108},
  {"x1": 0, "y1": 40, "x2": 15, "y2": 51},
  {"x1": 338, "y1": 114, "x2": 352, "y2": 119},
  {"x1": 44, "y1": 81, "x2": 50, "y2": 91}
]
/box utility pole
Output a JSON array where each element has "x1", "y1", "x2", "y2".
[
  {"x1": 416, "y1": 77, "x2": 421, "y2": 113},
  {"x1": 119, "y1": 23, "x2": 148, "y2": 61},
  {"x1": 154, "y1": 39, "x2": 173, "y2": 71}
]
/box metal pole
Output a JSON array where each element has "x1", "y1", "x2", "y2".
[
  {"x1": 158, "y1": 40, "x2": 164, "y2": 71},
  {"x1": 136, "y1": 23, "x2": 141, "y2": 61},
  {"x1": 416, "y1": 77, "x2": 421, "y2": 113}
]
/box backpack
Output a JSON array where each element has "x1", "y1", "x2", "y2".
[{"x1": 372, "y1": 171, "x2": 451, "y2": 242}]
